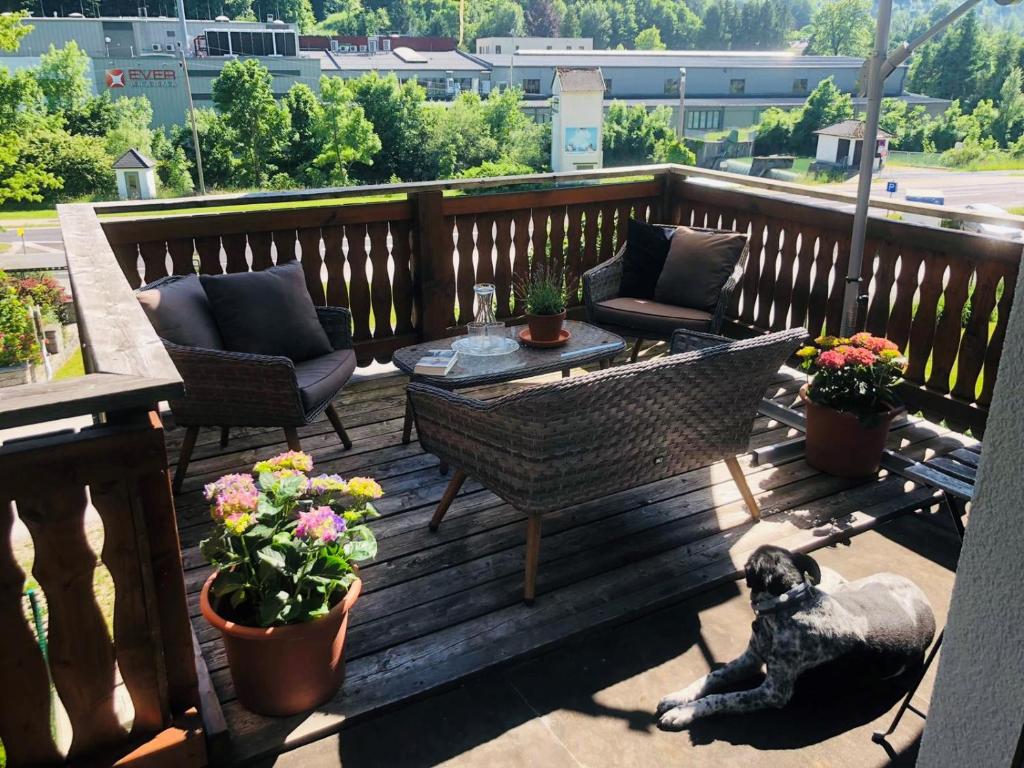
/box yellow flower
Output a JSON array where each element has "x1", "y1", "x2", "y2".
[
  {"x1": 879, "y1": 348, "x2": 900, "y2": 361},
  {"x1": 224, "y1": 511, "x2": 255, "y2": 535},
  {"x1": 346, "y1": 476, "x2": 384, "y2": 500},
  {"x1": 796, "y1": 346, "x2": 817, "y2": 358},
  {"x1": 814, "y1": 335, "x2": 838, "y2": 349}
]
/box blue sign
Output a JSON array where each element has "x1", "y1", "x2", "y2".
[
  {"x1": 565, "y1": 127, "x2": 599, "y2": 154},
  {"x1": 886, "y1": 181, "x2": 898, "y2": 194}
]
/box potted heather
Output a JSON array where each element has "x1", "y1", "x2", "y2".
[
  {"x1": 797, "y1": 333, "x2": 907, "y2": 478},
  {"x1": 199, "y1": 451, "x2": 381, "y2": 716},
  {"x1": 518, "y1": 266, "x2": 570, "y2": 343}
]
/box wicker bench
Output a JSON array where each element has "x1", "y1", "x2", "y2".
[{"x1": 409, "y1": 328, "x2": 806, "y2": 603}]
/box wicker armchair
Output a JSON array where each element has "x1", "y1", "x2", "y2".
[
  {"x1": 138, "y1": 275, "x2": 357, "y2": 492},
  {"x1": 409, "y1": 327, "x2": 806, "y2": 603},
  {"x1": 582, "y1": 226, "x2": 749, "y2": 362}
]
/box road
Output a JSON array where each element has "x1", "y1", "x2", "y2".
[{"x1": 1, "y1": 169, "x2": 1021, "y2": 273}]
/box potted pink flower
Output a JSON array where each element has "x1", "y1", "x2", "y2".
[
  {"x1": 797, "y1": 333, "x2": 907, "y2": 478},
  {"x1": 198, "y1": 451, "x2": 382, "y2": 716}
]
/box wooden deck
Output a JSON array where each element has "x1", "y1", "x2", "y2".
[{"x1": 167, "y1": 362, "x2": 974, "y2": 766}]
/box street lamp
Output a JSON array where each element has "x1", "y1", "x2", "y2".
[
  {"x1": 839, "y1": 0, "x2": 1022, "y2": 336},
  {"x1": 677, "y1": 67, "x2": 687, "y2": 139}
]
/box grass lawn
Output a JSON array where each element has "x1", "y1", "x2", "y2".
[
  {"x1": 53, "y1": 348, "x2": 84, "y2": 380},
  {"x1": 1009, "y1": 206, "x2": 1024, "y2": 215},
  {"x1": 0, "y1": 208, "x2": 58, "y2": 221}
]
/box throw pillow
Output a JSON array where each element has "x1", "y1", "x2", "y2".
[
  {"x1": 137, "y1": 273, "x2": 224, "y2": 350},
  {"x1": 200, "y1": 262, "x2": 333, "y2": 362},
  {"x1": 618, "y1": 219, "x2": 677, "y2": 299},
  {"x1": 654, "y1": 227, "x2": 747, "y2": 311}
]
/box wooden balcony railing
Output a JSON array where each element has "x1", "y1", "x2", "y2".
[
  {"x1": 0, "y1": 207, "x2": 203, "y2": 766},
  {"x1": 92, "y1": 165, "x2": 1021, "y2": 433}
]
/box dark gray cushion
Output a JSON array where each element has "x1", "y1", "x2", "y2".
[
  {"x1": 618, "y1": 219, "x2": 677, "y2": 299},
  {"x1": 654, "y1": 227, "x2": 747, "y2": 312},
  {"x1": 593, "y1": 297, "x2": 712, "y2": 337},
  {"x1": 200, "y1": 263, "x2": 332, "y2": 362},
  {"x1": 295, "y1": 349, "x2": 357, "y2": 412},
  {"x1": 137, "y1": 274, "x2": 224, "y2": 350}
]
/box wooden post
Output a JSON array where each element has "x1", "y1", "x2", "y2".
[{"x1": 413, "y1": 189, "x2": 455, "y2": 341}]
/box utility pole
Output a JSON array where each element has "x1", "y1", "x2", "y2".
[
  {"x1": 677, "y1": 67, "x2": 687, "y2": 139},
  {"x1": 178, "y1": 44, "x2": 206, "y2": 196}
]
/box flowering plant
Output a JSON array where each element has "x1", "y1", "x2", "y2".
[
  {"x1": 797, "y1": 333, "x2": 907, "y2": 423},
  {"x1": 200, "y1": 451, "x2": 380, "y2": 627},
  {"x1": 0, "y1": 280, "x2": 40, "y2": 367}
]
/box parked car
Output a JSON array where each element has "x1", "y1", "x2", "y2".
[
  {"x1": 960, "y1": 203, "x2": 1024, "y2": 242},
  {"x1": 902, "y1": 189, "x2": 945, "y2": 227}
]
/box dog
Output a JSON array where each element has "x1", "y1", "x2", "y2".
[{"x1": 656, "y1": 545, "x2": 936, "y2": 730}]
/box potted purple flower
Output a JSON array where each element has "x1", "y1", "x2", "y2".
[{"x1": 198, "y1": 451, "x2": 381, "y2": 716}]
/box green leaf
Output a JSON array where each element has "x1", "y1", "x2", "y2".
[{"x1": 257, "y1": 546, "x2": 287, "y2": 572}]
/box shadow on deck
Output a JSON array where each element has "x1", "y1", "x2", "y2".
[{"x1": 167, "y1": 363, "x2": 971, "y2": 766}]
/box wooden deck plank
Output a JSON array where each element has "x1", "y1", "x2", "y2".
[{"x1": 169, "y1": 365, "x2": 970, "y2": 766}]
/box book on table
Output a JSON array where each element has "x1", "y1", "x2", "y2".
[{"x1": 414, "y1": 349, "x2": 458, "y2": 376}]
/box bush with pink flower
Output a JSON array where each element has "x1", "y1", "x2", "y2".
[
  {"x1": 797, "y1": 333, "x2": 906, "y2": 423},
  {"x1": 200, "y1": 451, "x2": 380, "y2": 627}
]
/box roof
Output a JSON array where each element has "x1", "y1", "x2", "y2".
[
  {"x1": 517, "y1": 94, "x2": 949, "y2": 110},
  {"x1": 814, "y1": 120, "x2": 893, "y2": 139},
  {"x1": 318, "y1": 48, "x2": 488, "y2": 72},
  {"x1": 112, "y1": 148, "x2": 155, "y2": 170},
  {"x1": 479, "y1": 49, "x2": 871, "y2": 69},
  {"x1": 553, "y1": 67, "x2": 605, "y2": 92}
]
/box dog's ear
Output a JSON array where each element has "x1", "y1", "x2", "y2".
[{"x1": 791, "y1": 552, "x2": 822, "y2": 586}]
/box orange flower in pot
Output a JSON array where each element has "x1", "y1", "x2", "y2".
[
  {"x1": 797, "y1": 333, "x2": 907, "y2": 478},
  {"x1": 198, "y1": 452, "x2": 381, "y2": 717},
  {"x1": 518, "y1": 266, "x2": 571, "y2": 342}
]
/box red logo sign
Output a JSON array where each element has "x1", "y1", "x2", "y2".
[{"x1": 105, "y1": 68, "x2": 176, "y2": 89}]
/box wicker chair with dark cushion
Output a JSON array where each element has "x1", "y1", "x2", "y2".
[
  {"x1": 583, "y1": 225, "x2": 750, "y2": 362},
  {"x1": 409, "y1": 327, "x2": 806, "y2": 603},
  {"x1": 136, "y1": 270, "x2": 357, "y2": 492}
]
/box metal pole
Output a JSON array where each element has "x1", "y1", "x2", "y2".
[
  {"x1": 678, "y1": 67, "x2": 687, "y2": 139},
  {"x1": 840, "y1": 0, "x2": 892, "y2": 336},
  {"x1": 179, "y1": 46, "x2": 206, "y2": 195},
  {"x1": 175, "y1": 0, "x2": 190, "y2": 55}
]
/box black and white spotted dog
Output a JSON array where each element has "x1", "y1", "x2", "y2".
[{"x1": 656, "y1": 545, "x2": 936, "y2": 730}]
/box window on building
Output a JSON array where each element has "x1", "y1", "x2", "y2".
[
  {"x1": 546, "y1": 45, "x2": 552, "y2": 49},
  {"x1": 495, "y1": 45, "x2": 502, "y2": 53},
  {"x1": 166, "y1": 30, "x2": 176, "y2": 37},
  {"x1": 686, "y1": 109, "x2": 722, "y2": 131},
  {"x1": 664, "y1": 77, "x2": 679, "y2": 95},
  {"x1": 603, "y1": 78, "x2": 612, "y2": 91},
  {"x1": 793, "y1": 78, "x2": 808, "y2": 95},
  {"x1": 729, "y1": 79, "x2": 745, "y2": 95},
  {"x1": 523, "y1": 78, "x2": 541, "y2": 94}
]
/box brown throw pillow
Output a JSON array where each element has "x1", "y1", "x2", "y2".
[
  {"x1": 200, "y1": 262, "x2": 333, "y2": 362},
  {"x1": 137, "y1": 274, "x2": 224, "y2": 350},
  {"x1": 654, "y1": 227, "x2": 747, "y2": 312}
]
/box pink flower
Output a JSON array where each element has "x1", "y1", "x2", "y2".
[
  {"x1": 844, "y1": 347, "x2": 877, "y2": 366},
  {"x1": 850, "y1": 333, "x2": 898, "y2": 353},
  {"x1": 296, "y1": 506, "x2": 347, "y2": 544},
  {"x1": 205, "y1": 474, "x2": 260, "y2": 523},
  {"x1": 254, "y1": 451, "x2": 313, "y2": 474},
  {"x1": 817, "y1": 350, "x2": 846, "y2": 369}
]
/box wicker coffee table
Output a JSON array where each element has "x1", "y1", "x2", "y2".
[{"x1": 393, "y1": 320, "x2": 626, "y2": 444}]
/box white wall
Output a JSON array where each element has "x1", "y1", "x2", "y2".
[
  {"x1": 115, "y1": 168, "x2": 158, "y2": 200},
  {"x1": 551, "y1": 85, "x2": 604, "y2": 172},
  {"x1": 815, "y1": 135, "x2": 841, "y2": 163},
  {"x1": 917, "y1": 248, "x2": 1024, "y2": 767}
]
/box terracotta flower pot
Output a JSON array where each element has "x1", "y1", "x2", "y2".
[
  {"x1": 800, "y1": 384, "x2": 903, "y2": 478},
  {"x1": 200, "y1": 572, "x2": 362, "y2": 717},
  {"x1": 525, "y1": 310, "x2": 566, "y2": 342}
]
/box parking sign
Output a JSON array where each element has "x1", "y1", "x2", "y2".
[{"x1": 886, "y1": 181, "x2": 898, "y2": 194}]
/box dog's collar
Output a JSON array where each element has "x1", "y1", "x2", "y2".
[{"x1": 752, "y1": 582, "x2": 816, "y2": 615}]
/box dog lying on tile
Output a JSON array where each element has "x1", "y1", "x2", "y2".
[{"x1": 656, "y1": 545, "x2": 936, "y2": 730}]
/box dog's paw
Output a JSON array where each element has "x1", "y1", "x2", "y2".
[
  {"x1": 656, "y1": 684, "x2": 702, "y2": 715},
  {"x1": 657, "y1": 704, "x2": 698, "y2": 731}
]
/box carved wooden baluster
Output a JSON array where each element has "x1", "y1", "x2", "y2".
[
  {"x1": 346, "y1": 223, "x2": 372, "y2": 343},
  {"x1": 739, "y1": 216, "x2": 766, "y2": 326},
  {"x1": 865, "y1": 240, "x2": 898, "y2": 337},
  {"x1": 598, "y1": 204, "x2": 616, "y2": 264},
  {"x1": 111, "y1": 242, "x2": 143, "y2": 289},
  {"x1": 549, "y1": 208, "x2": 566, "y2": 280},
  {"x1": 507, "y1": 210, "x2": 531, "y2": 319},
  {"x1": 581, "y1": 204, "x2": 600, "y2": 275},
  {"x1": 0, "y1": 501, "x2": 63, "y2": 765},
  {"x1": 905, "y1": 251, "x2": 947, "y2": 385},
  {"x1": 297, "y1": 227, "x2": 325, "y2": 305},
  {"x1": 138, "y1": 241, "x2": 170, "y2": 284},
  {"x1": 90, "y1": 481, "x2": 168, "y2": 737},
  {"x1": 529, "y1": 207, "x2": 549, "y2": 285},
  {"x1": 754, "y1": 220, "x2": 783, "y2": 330},
  {"x1": 980, "y1": 267, "x2": 1015, "y2": 407},
  {"x1": 166, "y1": 238, "x2": 196, "y2": 276},
  {"x1": 806, "y1": 233, "x2": 836, "y2": 337},
  {"x1": 824, "y1": 235, "x2": 852, "y2": 336},
  {"x1": 19, "y1": 489, "x2": 126, "y2": 759},
  {"x1": 390, "y1": 220, "x2": 415, "y2": 335},
  {"x1": 614, "y1": 202, "x2": 633, "y2": 249},
  {"x1": 788, "y1": 228, "x2": 817, "y2": 330},
  {"x1": 272, "y1": 229, "x2": 297, "y2": 264},
  {"x1": 953, "y1": 258, "x2": 1001, "y2": 403},
  {"x1": 771, "y1": 225, "x2": 798, "y2": 331},
  {"x1": 367, "y1": 221, "x2": 394, "y2": 342},
  {"x1": 322, "y1": 225, "x2": 348, "y2": 308},
  {"x1": 564, "y1": 205, "x2": 584, "y2": 286},
  {"x1": 194, "y1": 235, "x2": 222, "y2": 275},
  {"x1": 885, "y1": 246, "x2": 923, "y2": 352},
  {"x1": 489, "y1": 212, "x2": 510, "y2": 318},
  {"x1": 222, "y1": 232, "x2": 249, "y2": 275},
  {"x1": 927, "y1": 255, "x2": 973, "y2": 394},
  {"x1": 248, "y1": 231, "x2": 274, "y2": 271},
  {"x1": 454, "y1": 216, "x2": 477, "y2": 326}
]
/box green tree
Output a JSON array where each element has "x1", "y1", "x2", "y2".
[
  {"x1": 603, "y1": 102, "x2": 677, "y2": 166},
  {"x1": 0, "y1": 11, "x2": 31, "y2": 52},
  {"x1": 472, "y1": 0, "x2": 527, "y2": 38},
  {"x1": 151, "y1": 129, "x2": 195, "y2": 196},
  {"x1": 171, "y1": 108, "x2": 238, "y2": 189},
  {"x1": 579, "y1": 4, "x2": 612, "y2": 47},
  {"x1": 0, "y1": 131, "x2": 60, "y2": 204},
  {"x1": 23, "y1": 126, "x2": 117, "y2": 202},
  {"x1": 103, "y1": 96, "x2": 154, "y2": 158},
  {"x1": 211, "y1": 59, "x2": 290, "y2": 187},
  {"x1": 994, "y1": 67, "x2": 1024, "y2": 146},
  {"x1": 0, "y1": 66, "x2": 44, "y2": 125},
  {"x1": 907, "y1": 12, "x2": 989, "y2": 110},
  {"x1": 282, "y1": 82, "x2": 324, "y2": 184},
  {"x1": 343, "y1": 72, "x2": 433, "y2": 182},
  {"x1": 318, "y1": 0, "x2": 391, "y2": 34},
  {"x1": 524, "y1": 0, "x2": 565, "y2": 36},
  {"x1": 635, "y1": 25, "x2": 666, "y2": 50},
  {"x1": 805, "y1": 0, "x2": 872, "y2": 56},
  {"x1": 752, "y1": 106, "x2": 798, "y2": 154},
  {"x1": 481, "y1": 86, "x2": 547, "y2": 169},
  {"x1": 274, "y1": 0, "x2": 317, "y2": 31},
  {"x1": 34, "y1": 41, "x2": 91, "y2": 114},
  {"x1": 424, "y1": 92, "x2": 499, "y2": 177},
  {"x1": 314, "y1": 76, "x2": 381, "y2": 185},
  {"x1": 879, "y1": 98, "x2": 929, "y2": 151},
  {"x1": 790, "y1": 76, "x2": 853, "y2": 154},
  {"x1": 64, "y1": 92, "x2": 117, "y2": 137}
]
